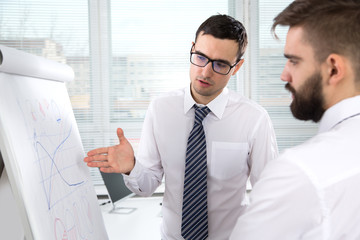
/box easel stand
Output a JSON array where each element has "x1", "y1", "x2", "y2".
[{"x1": 0, "y1": 152, "x2": 25, "y2": 240}]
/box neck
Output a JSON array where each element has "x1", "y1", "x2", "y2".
[{"x1": 190, "y1": 84, "x2": 223, "y2": 105}]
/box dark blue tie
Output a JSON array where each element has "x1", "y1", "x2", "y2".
[{"x1": 181, "y1": 105, "x2": 211, "y2": 240}]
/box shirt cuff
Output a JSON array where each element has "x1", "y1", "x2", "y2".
[
  {"x1": 123, "y1": 158, "x2": 143, "y2": 180},
  {"x1": 122, "y1": 159, "x2": 145, "y2": 193}
]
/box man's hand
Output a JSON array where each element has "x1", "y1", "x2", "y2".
[{"x1": 84, "y1": 128, "x2": 135, "y2": 174}]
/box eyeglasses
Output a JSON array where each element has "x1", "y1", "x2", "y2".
[{"x1": 190, "y1": 45, "x2": 239, "y2": 75}]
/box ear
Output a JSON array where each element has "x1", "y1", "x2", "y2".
[
  {"x1": 324, "y1": 54, "x2": 345, "y2": 86},
  {"x1": 190, "y1": 41, "x2": 195, "y2": 51},
  {"x1": 232, "y1": 59, "x2": 245, "y2": 76}
]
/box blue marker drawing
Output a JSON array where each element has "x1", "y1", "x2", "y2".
[
  {"x1": 35, "y1": 125, "x2": 84, "y2": 210},
  {"x1": 19, "y1": 98, "x2": 86, "y2": 210}
]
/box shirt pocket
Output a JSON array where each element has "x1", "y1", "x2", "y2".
[{"x1": 210, "y1": 141, "x2": 249, "y2": 180}]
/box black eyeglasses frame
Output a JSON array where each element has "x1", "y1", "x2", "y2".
[{"x1": 189, "y1": 44, "x2": 240, "y2": 75}]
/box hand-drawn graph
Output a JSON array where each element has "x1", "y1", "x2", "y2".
[
  {"x1": 54, "y1": 196, "x2": 94, "y2": 240},
  {"x1": 21, "y1": 98, "x2": 85, "y2": 211},
  {"x1": 17, "y1": 94, "x2": 99, "y2": 239}
]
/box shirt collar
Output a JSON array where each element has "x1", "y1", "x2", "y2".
[
  {"x1": 318, "y1": 95, "x2": 360, "y2": 133},
  {"x1": 184, "y1": 84, "x2": 229, "y2": 119}
]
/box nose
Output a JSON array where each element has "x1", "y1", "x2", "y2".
[
  {"x1": 202, "y1": 62, "x2": 215, "y2": 77},
  {"x1": 280, "y1": 62, "x2": 291, "y2": 83}
]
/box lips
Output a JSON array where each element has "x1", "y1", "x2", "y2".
[{"x1": 198, "y1": 78, "x2": 211, "y2": 86}]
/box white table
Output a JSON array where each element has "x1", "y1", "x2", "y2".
[{"x1": 100, "y1": 196, "x2": 163, "y2": 240}]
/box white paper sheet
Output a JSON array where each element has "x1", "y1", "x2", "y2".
[{"x1": 0, "y1": 45, "x2": 108, "y2": 240}]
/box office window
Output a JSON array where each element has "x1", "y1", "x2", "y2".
[{"x1": 0, "y1": 0, "x2": 318, "y2": 186}]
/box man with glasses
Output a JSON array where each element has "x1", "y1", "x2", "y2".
[{"x1": 84, "y1": 14, "x2": 278, "y2": 239}]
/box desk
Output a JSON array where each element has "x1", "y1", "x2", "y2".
[{"x1": 101, "y1": 196, "x2": 163, "y2": 240}]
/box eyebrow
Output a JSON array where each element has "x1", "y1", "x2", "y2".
[
  {"x1": 193, "y1": 50, "x2": 232, "y2": 65},
  {"x1": 284, "y1": 53, "x2": 302, "y2": 61}
]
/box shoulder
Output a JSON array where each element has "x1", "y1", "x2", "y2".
[
  {"x1": 152, "y1": 88, "x2": 185, "y2": 102},
  {"x1": 237, "y1": 154, "x2": 321, "y2": 239},
  {"x1": 148, "y1": 87, "x2": 185, "y2": 111},
  {"x1": 270, "y1": 131, "x2": 341, "y2": 190},
  {"x1": 278, "y1": 126, "x2": 360, "y2": 187},
  {"x1": 226, "y1": 89, "x2": 271, "y2": 118},
  {"x1": 279, "y1": 130, "x2": 340, "y2": 167}
]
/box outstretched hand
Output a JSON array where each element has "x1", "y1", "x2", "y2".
[{"x1": 83, "y1": 128, "x2": 135, "y2": 174}]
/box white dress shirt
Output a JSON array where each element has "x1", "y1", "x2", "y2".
[
  {"x1": 230, "y1": 95, "x2": 360, "y2": 240},
  {"x1": 124, "y1": 85, "x2": 278, "y2": 240}
]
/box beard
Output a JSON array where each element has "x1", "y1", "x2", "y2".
[{"x1": 285, "y1": 72, "x2": 325, "y2": 123}]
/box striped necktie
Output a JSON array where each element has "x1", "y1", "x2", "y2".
[{"x1": 181, "y1": 105, "x2": 211, "y2": 240}]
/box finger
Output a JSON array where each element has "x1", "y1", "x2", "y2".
[
  {"x1": 84, "y1": 156, "x2": 91, "y2": 162},
  {"x1": 87, "y1": 160, "x2": 109, "y2": 168},
  {"x1": 99, "y1": 167, "x2": 115, "y2": 173},
  {"x1": 117, "y1": 128, "x2": 128, "y2": 144},
  {"x1": 84, "y1": 154, "x2": 108, "y2": 163},
  {"x1": 86, "y1": 161, "x2": 102, "y2": 168},
  {"x1": 87, "y1": 147, "x2": 109, "y2": 156}
]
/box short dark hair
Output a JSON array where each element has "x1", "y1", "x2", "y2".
[
  {"x1": 272, "y1": 0, "x2": 360, "y2": 78},
  {"x1": 195, "y1": 14, "x2": 248, "y2": 60}
]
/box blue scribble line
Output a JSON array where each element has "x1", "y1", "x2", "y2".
[{"x1": 35, "y1": 125, "x2": 84, "y2": 210}]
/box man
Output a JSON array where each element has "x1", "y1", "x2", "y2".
[
  {"x1": 84, "y1": 14, "x2": 278, "y2": 239},
  {"x1": 230, "y1": 0, "x2": 360, "y2": 239}
]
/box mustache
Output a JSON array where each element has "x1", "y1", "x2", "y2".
[{"x1": 285, "y1": 83, "x2": 295, "y2": 94}]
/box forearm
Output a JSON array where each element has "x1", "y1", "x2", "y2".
[{"x1": 123, "y1": 159, "x2": 163, "y2": 197}]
